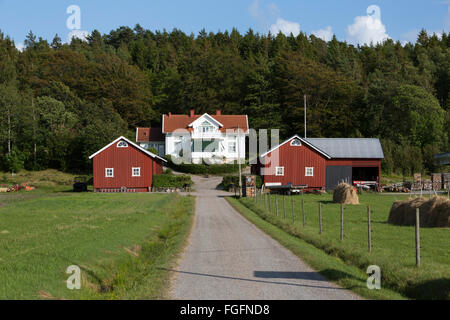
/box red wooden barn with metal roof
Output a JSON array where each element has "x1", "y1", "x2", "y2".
[
  {"x1": 256, "y1": 135, "x2": 384, "y2": 191},
  {"x1": 89, "y1": 136, "x2": 167, "y2": 193}
]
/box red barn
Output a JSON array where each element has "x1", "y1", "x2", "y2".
[
  {"x1": 89, "y1": 136, "x2": 167, "y2": 193},
  {"x1": 257, "y1": 135, "x2": 384, "y2": 191}
]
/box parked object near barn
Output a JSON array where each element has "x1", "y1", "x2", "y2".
[
  {"x1": 254, "y1": 135, "x2": 384, "y2": 192},
  {"x1": 73, "y1": 177, "x2": 88, "y2": 193},
  {"x1": 89, "y1": 136, "x2": 167, "y2": 193}
]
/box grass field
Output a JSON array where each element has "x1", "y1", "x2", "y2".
[
  {"x1": 228, "y1": 193, "x2": 449, "y2": 300},
  {"x1": 0, "y1": 190, "x2": 195, "y2": 300}
]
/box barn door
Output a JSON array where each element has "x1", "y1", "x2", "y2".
[{"x1": 326, "y1": 166, "x2": 352, "y2": 190}]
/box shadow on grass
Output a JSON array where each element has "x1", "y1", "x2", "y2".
[{"x1": 404, "y1": 278, "x2": 450, "y2": 300}]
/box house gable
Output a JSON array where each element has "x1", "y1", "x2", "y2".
[
  {"x1": 188, "y1": 113, "x2": 223, "y2": 130},
  {"x1": 89, "y1": 136, "x2": 167, "y2": 162}
]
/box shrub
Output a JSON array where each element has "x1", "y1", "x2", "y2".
[
  {"x1": 221, "y1": 175, "x2": 263, "y2": 190},
  {"x1": 1, "y1": 150, "x2": 26, "y2": 173},
  {"x1": 165, "y1": 155, "x2": 241, "y2": 175},
  {"x1": 153, "y1": 174, "x2": 193, "y2": 189}
]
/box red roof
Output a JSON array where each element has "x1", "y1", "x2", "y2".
[
  {"x1": 136, "y1": 128, "x2": 165, "y2": 142},
  {"x1": 163, "y1": 114, "x2": 249, "y2": 133}
]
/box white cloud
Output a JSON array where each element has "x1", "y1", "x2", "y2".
[
  {"x1": 347, "y1": 5, "x2": 389, "y2": 45},
  {"x1": 270, "y1": 18, "x2": 300, "y2": 36},
  {"x1": 15, "y1": 42, "x2": 25, "y2": 52},
  {"x1": 67, "y1": 30, "x2": 89, "y2": 43},
  {"x1": 249, "y1": 0, "x2": 262, "y2": 19},
  {"x1": 312, "y1": 26, "x2": 333, "y2": 42}
]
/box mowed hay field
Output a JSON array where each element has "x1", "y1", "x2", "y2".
[
  {"x1": 0, "y1": 191, "x2": 194, "y2": 300},
  {"x1": 232, "y1": 193, "x2": 449, "y2": 300}
]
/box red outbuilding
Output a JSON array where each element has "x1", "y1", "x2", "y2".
[
  {"x1": 89, "y1": 136, "x2": 167, "y2": 193},
  {"x1": 256, "y1": 135, "x2": 384, "y2": 191}
]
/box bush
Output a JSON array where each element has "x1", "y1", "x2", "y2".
[
  {"x1": 221, "y1": 175, "x2": 263, "y2": 190},
  {"x1": 153, "y1": 174, "x2": 193, "y2": 189},
  {"x1": 1, "y1": 150, "x2": 26, "y2": 173},
  {"x1": 165, "y1": 155, "x2": 241, "y2": 175}
]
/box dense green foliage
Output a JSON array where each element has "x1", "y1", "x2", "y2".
[
  {"x1": 0, "y1": 27, "x2": 448, "y2": 174},
  {"x1": 153, "y1": 173, "x2": 193, "y2": 189},
  {"x1": 165, "y1": 155, "x2": 240, "y2": 175},
  {"x1": 221, "y1": 175, "x2": 263, "y2": 190}
]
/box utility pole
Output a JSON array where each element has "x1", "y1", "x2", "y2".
[
  {"x1": 304, "y1": 94, "x2": 307, "y2": 139},
  {"x1": 237, "y1": 125, "x2": 242, "y2": 198}
]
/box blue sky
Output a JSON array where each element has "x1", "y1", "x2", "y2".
[{"x1": 0, "y1": 0, "x2": 448, "y2": 48}]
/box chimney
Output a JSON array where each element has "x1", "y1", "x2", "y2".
[
  {"x1": 216, "y1": 109, "x2": 222, "y2": 116},
  {"x1": 190, "y1": 109, "x2": 195, "y2": 118},
  {"x1": 168, "y1": 112, "x2": 172, "y2": 118}
]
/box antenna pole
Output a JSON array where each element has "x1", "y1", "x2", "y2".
[
  {"x1": 237, "y1": 125, "x2": 243, "y2": 198},
  {"x1": 304, "y1": 94, "x2": 307, "y2": 139}
]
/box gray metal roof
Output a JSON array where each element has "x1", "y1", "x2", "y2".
[{"x1": 305, "y1": 138, "x2": 385, "y2": 159}]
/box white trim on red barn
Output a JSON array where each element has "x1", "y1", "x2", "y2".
[
  {"x1": 260, "y1": 135, "x2": 331, "y2": 160},
  {"x1": 88, "y1": 136, "x2": 168, "y2": 162}
]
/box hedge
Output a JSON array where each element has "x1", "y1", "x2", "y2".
[
  {"x1": 165, "y1": 155, "x2": 241, "y2": 175},
  {"x1": 153, "y1": 173, "x2": 193, "y2": 189},
  {"x1": 221, "y1": 175, "x2": 262, "y2": 190}
]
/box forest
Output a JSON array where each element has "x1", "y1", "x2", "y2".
[{"x1": 0, "y1": 25, "x2": 448, "y2": 175}]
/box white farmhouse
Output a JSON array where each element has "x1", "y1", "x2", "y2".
[{"x1": 137, "y1": 110, "x2": 248, "y2": 164}]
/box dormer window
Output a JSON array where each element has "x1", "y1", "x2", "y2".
[
  {"x1": 199, "y1": 121, "x2": 215, "y2": 133},
  {"x1": 117, "y1": 141, "x2": 129, "y2": 148},
  {"x1": 291, "y1": 139, "x2": 302, "y2": 147}
]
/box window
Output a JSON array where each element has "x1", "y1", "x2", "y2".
[
  {"x1": 276, "y1": 167, "x2": 285, "y2": 176},
  {"x1": 105, "y1": 168, "x2": 114, "y2": 178},
  {"x1": 199, "y1": 121, "x2": 215, "y2": 133},
  {"x1": 305, "y1": 167, "x2": 314, "y2": 177},
  {"x1": 228, "y1": 138, "x2": 237, "y2": 153},
  {"x1": 132, "y1": 167, "x2": 141, "y2": 177},
  {"x1": 291, "y1": 139, "x2": 302, "y2": 146},
  {"x1": 117, "y1": 141, "x2": 128, "y2": 148}
]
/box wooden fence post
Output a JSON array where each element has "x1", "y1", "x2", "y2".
[
  {"x1": 302, "y1": 199, "x2": 306, "y2": 227},
  {"x1": 291, "y1": 198, "x2": 295, "y2": 223},
  {"x1": 368, "y1": 205, "x2": 372, "y2": 253},
  {"x1": 416, "y1": 208, "x2": 421, "y2": 267},
  {"x1": 275, "y1": 194, "x2": 279, "y2": 217},
  {"x1": 268, "y1": 193, "x2": 272, "y2": 213},
  {"x1": 340, "y1": 204, "x2": 344, "y2": 241},
  {"x1": 319, "y1": 202, "x2": 323, "y2": 235},
  {"x1": 264, "y1": 192, "x2": 267, "y2": 210}
]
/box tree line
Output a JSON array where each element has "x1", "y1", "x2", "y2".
[{"x1": 0, "y1": 26, "x2": 448, "y2": 175}]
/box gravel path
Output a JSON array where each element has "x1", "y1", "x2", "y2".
[{"x1": 171, "y1": 175, "x2": 360, "y2": 300}]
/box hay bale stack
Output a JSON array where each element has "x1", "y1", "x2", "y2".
[
  {"x1": 388, "y1": 196, "x2": 450, "y2": 228},
  {"x1": 333, "y1": 183, "x2": 359, "y2": 205}
]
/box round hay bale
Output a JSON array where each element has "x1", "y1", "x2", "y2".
[
  {"x1": 333, "y1": 183, "x2": 359, "y2": 205},
  {"x1": 388, "y1": 196, "x2": 450, "y2": 228}
]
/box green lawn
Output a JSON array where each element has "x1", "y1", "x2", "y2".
[
  {"x1": 0, "y1": 191, "x2": 194, "y2": 300},
  {"x1": 229, "y1": 193, "x2": 449, "y2": 300}
]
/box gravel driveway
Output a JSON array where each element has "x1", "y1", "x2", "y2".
[{"x1": 171, "y1": 175, "x2": 359, "y2": 300}]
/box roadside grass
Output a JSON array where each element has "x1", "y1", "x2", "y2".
[
  {"x1": 0, "y1": 192, "x2": 194, "y2": 300},
  {"x1": 227, "y1": 193, "x2": 449, "y2": 300}
]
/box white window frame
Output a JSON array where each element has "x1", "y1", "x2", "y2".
[
  {"x1": 305, "y1": 167, "x2": 314, "y2": 177},
  {"x1": 228, "y1": 138, "x2": 237, "y2": 153},
  {"x1": 132, "y1": 167, "x2": 141, "y2": 177},
  {"x1": 291, "y1": 139, "x2": 302, "y2": 146},
  {"x1": 117, "y1": 141, "x2": 128, "y2": 148},
  {"x1": 276, "y1": 167, "x2": 285, "y2": 176},
  {"x1": 105, "y1": 168, "x2": 114, "y2": 178}
]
